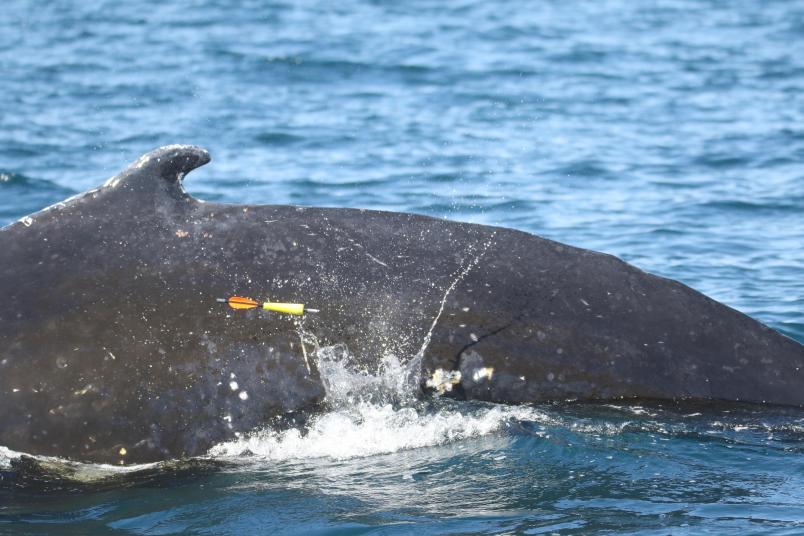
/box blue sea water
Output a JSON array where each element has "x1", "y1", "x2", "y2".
[{"x1": 1, "y1": 0, "x2": 803, "y2": 534}]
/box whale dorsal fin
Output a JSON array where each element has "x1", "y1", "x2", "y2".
[{"x1": 104, "y1": 145, "x2": 211, "y2": 199}]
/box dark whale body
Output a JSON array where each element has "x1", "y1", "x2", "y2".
[{"x1": 1, "y1": 145, "x2": 802, "y2": 465}]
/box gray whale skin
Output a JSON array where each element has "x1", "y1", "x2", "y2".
[{"x1": 1, "y1": 145, "x2": 801, "y2": 465}]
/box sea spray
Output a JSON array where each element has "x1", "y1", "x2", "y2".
[
  {"x1": 208, "y1": 335, "x2": 542, "y2": 461},
  {"x1": 205, "y1": 239, "x2": 549, "y2": 462}
]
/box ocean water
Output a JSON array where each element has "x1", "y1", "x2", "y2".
[{"x1": 1, "y1": 0, "x2": 803, "y2": 534}]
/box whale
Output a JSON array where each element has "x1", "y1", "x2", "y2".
[{"x1": 1, "y1": 145, "x2": 802, "y2": 465}]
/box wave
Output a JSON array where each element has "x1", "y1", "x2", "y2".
[
  {"x1": 0, "y1": 170, "x2": 75, "y2": 196},
  {"x1": 0, "y1": 171, "x2": 35, "y2": 187},
  {"x1": 0, "y1": 172, "x2": 77, "y2": 226}
]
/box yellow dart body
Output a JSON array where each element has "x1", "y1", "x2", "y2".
[{"x1": 262, "y1": 302, "x2": 305, "y2": 315}]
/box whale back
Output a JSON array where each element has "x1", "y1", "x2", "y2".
[{"x1": 1, "y1": 146, "x2": 802, "y2": 464}]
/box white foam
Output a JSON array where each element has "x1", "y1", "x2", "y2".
[
  {"x1": 0, "y1": 444, "x2": 159, "y2": 479},
  {"x1": 0, "y1": 445, "x2": 22, "y2": 468},
  {"x1": 208, "y1": 338, "x2": 544, "y2": 462},
  {"x1": 208, "y1": 401, "x2": 540, "y2": 462}
]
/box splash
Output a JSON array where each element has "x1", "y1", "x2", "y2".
[
  {"x1": 209, "y1": 334, "x2": 544, "y2": 462},
  {"x1": 208, "y1": 401, "x2": 539, "y2": 461},
  {"x1": 416, "y1": 233, "x2": 496, "y2": 359},
  {"x1": 314, "y1": 343, "x2": 419, "y2": 406},
  {"x1": 207, "y1": 236, "x2": 525, "y2": 462},
  {"x1": 0, "y1": 445, "x2": 21, "y2": 469}
]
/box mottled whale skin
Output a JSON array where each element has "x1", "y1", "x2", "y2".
[{"x1": 1, "y1": 145, "x2": 802, "y2": 465}]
